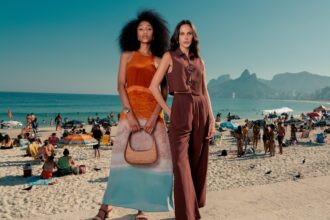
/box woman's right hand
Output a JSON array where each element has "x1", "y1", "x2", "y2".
[{"x1": 126, "y1": 112, "x2": 141, "y2": 132}]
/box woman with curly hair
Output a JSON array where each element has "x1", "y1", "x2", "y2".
[
  {"x1": 93, "y1": 10, "x2": 173, "y2": 220},
  {"x1": 149, "y1": 20, "x2": 215, "y2": 220}
]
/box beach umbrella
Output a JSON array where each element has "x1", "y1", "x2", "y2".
[
  {"x1": 1, "y1": 120, "x2": 23, "y2": 128},
  {"x1": 307, "y1": 112, "x2": 322, "y2": 118},
  {"x1": 59, "y1": 134, "x2": 98, "y2": 146},
  {"x1": 262, "y1": 107, "x2": 293, "y2": 115},
  {"x1": 220, "y1": 121, "x2": 238, "y2": 130}
]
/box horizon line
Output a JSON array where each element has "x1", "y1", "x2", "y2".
[{"x1": 0, "y1": 90, "x2": 118, "y2": 96}]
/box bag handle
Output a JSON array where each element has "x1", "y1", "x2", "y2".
[{"x1": 127, "y1": 129, "x2": 155, "y2": 152}]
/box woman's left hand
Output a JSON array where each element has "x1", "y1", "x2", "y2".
[{"x1": 144, "y1": 115, "x2": 158, "y2": 134}]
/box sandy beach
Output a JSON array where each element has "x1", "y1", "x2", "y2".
[{"x1": 1, "y1": 124, "x2": 330, "y2": 219}]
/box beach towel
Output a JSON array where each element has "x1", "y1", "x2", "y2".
[{"x1": 27, "y1": 176, "x2": 57, "y2": 185}]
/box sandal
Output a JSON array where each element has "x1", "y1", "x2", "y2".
[{"x1": 92, "y1": 207, "x2": 112, "y2": 220}]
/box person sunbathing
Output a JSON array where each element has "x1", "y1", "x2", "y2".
[
  {"x1": 27, "y1": 138, "x2": 41, "y2": 159},
  {"x1": 41, "y1": 156, "x2": 58, "y2": 179},
  {"x1": 57, "y1": 149, "x2": 76, "y2": 176},
  {"x1": 48, "y1": 133, "x2": 60, "y2": 146},
  {"x1": 0, "y1": 135, "x2": 13, "y2": 149},
  {"x1": 37, "y1": 140, "x2": 55, "y2": 161}
]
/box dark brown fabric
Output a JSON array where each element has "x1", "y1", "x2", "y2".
[
  {"x1": 167, "y1": 48, "x2": 204, "y2": 96},
  {"x1": 167, "y1": 48, "x2": 210, "y2": 220}
]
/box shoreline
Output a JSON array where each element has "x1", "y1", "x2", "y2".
[{"x1": 1, "y1": 90, "x2": 329, "y2": 103}]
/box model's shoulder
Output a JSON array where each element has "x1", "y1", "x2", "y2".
[
  {"x1": 121, "y1": 51, "x2": 134, "y2": 59},
  {"x1": 163, "y1": 51, "x2": 171, "y2": 58}
]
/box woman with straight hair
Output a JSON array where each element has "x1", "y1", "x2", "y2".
[{"x1": 149, "y1": 20, "x2": 215, "y2": 220}]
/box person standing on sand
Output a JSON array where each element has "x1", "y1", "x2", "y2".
[
  {"x1": 242, "y1": 124, "x2": 249, "y2": 152},
  {"x1": 93, "y1": 10, "x2": 173, "y2": 220},
  {"x1": 55, "y1": 114, "x2": 62, "y2": 131},
  {"x1": 235, "y1": 126, "x2": 244, "y2": 157},
  {"x1": 149, "y1": 20, "x2": 215, "y2": 220},
  {"x1": 262, "y1": 125, "x2": 270, "y2": 154},
  {"x1": 277, "y1": 122, "x2": 285, "y2": 154},
  {"x1": 290, "y1": 124, "x2": 298, "y2": 144},
  {"x1": 92, "y1": 124, "x2": 102, "y2": 158},
  {"x1": 252, "y1": 123, "x2": 260, "y2": 153},
  {"x1": 269, "y1": 124, "x2": 276, "y2": 156}
]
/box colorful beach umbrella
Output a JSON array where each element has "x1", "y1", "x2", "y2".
[
  {"x1": 307, "y1": 112, "x2": 322, "y2": 118},
  {"x1": 59, "y1": 134, "x2": 98, "y2": 146},
  {"x1": 220, "y1": 121, "x2": 238, "y2": 130}
]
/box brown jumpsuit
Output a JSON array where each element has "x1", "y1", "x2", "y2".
[{"x1": 167, "y1": 48, "x2": 210, "y2": 220}]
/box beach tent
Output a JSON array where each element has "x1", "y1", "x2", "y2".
[
  {"x1": 220, "y1": 121, "x2": 238, "y2": 130},
  {"x1": 0, "y1": 120, "x2": 23, "y2": 128},
  {"x1": 59, "y1": 134, "x2": 98, "y2": 146},
  {"x1": 262, "y1": 107, "x2": 293, "y2": 115}
]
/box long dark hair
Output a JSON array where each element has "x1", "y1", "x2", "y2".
[
  {"x1": 119, "y1": 10, "x2": 169, "y2": 57},
  {"x1": 4, "y1": 135, "x2": 10, "y2": 144},
  {"x1": 170, "y1": 20, "x2": 200, "y2": 58}
]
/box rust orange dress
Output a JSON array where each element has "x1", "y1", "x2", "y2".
[{"x1": 102, "y1": 51, "x2": 173, "y2": 212}]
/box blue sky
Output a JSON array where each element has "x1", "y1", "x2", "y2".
[{"x1": 1, "y1": 0, "x2": 330, "y2": 94}]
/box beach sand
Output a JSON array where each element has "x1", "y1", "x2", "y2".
[{"x1": 0, "y1": 125, "x2": 330, "y2": 219}]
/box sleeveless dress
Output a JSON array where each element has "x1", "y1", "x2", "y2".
[{"x1": 102, "y1": 51, "x2": 174, "y2": 212}]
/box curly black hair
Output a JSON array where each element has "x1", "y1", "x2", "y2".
[
  {"x1": 170, "y1": 20, "x2": 200, "y2": 58},
  {"x1": 119, "y1": 10, "x2": 169, "y2": 57}
]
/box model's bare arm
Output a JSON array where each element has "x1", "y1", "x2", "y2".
[
  {"x1": 149, "y1": 52, "x2": 172, "y2": 116},
  {"x1": 117, "y1": 52, "x2": 141, "y2": 132}
]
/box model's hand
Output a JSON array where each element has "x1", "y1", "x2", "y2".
[
  {"x1": 207, "y1": 117, "x2": 216, "y2": 138},
  {"x1": 127, "y1": 112, "x2": 141, "y2": 133},
  {"x1": 165, "y1": 108, "x2": 171, "y2": 120},
  {"x1": 144, "y1": 115, "x2": 158, "y2": 134}
]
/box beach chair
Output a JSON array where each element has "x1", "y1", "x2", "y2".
[{"x1": 100, "y1": 135, "x2": 111, "y2": 146}]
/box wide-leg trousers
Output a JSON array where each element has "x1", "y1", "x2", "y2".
[{"x1": 169, "y1": 93, "x2": 210, "y2": 220}]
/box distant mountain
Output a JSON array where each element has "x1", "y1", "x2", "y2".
[
  {"x1": 209, "y1": 69, "x2": 274, "y2": 99},
  {"x1": 263, "y1": 71, "x2": 330, "y2": 94},
  {"x1": 208, "y1": 74, "x2": 231, "y2": 92},
  {"x1": 310, "y1": 86, "x2": 330, "y2": 100},
  {"x1": 208, "y1": 70, "x2": 330, "y2": 100}
]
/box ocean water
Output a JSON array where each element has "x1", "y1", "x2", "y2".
[{"x1": 1, "y1": 92, "x2": 329, "y2": 127}]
